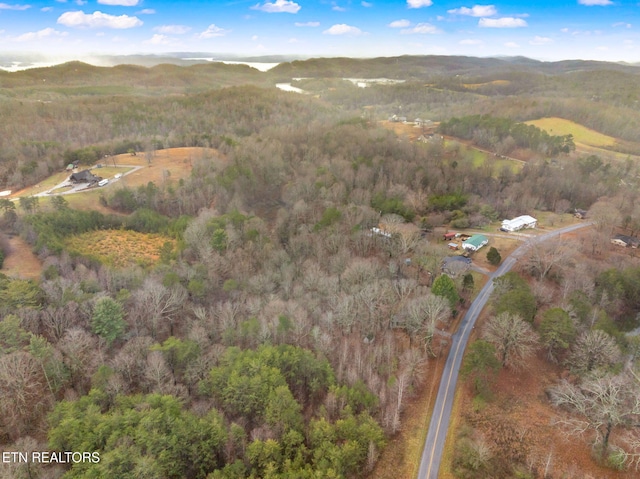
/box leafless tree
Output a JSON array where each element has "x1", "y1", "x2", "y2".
[
  {"x1": 588, "y1": 198, "x2": 621, "y2": 236},
  {"x1": 566, "y1": 329, "x2": 621, "y2": 375},
  {"x1": 404, "y1": 294, "x2": 451, "y2": 353},
  {"x1": 58, "y1": 328, "x2": 101, "y2": 393},
  {"x1": 548, "y1": 372, "x2": 640, "y2": 460},
  {"x1": 130, "y1": 279, "x2": 187, "y2": 338},
  {"x1": 523, "y1": 238, "x2": 574, "y2": 281},
  {"x1": 0, "y1": 352, "x2": 51, "y2": 439},
  {"x1": 482, "y1": 312, "x2": 538, "y2": 369}
]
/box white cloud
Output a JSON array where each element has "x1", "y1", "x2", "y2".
[
  {"x1": 295, "y1": 21, "x2": 319, "y2": 27},
  {"x1": 479, "y1": 17, "x2": 527, "y2": 28},
  {"x1": 41, "y1": 6, "x2": 53, "y2": 11},
  {"x1": 504, "y1": 41, "x2": 519, "y2": 47},
  {"x1": 12, "y1": 27, "x2": 67, "y2": 41},
  {"x1": 75, "y1": 0, "x2": 87, "y2": 5},
  {"x1": 448, "y1": 5, "x2": 497, "y2": 17},
  {"x1": 252, "y1": 34, "x2": 258, "y2": 40},
  {"x1": 288, "y1": 37, "x2": 298, "y2": 42},
  {"x1": 251, "y1": 0, "x2": 301, "y2": 13},
  {"x1": 323, "y1": 24, "x2": 363, "y2": 35},
  {"x1": 137, "y1": 9, "x2": 155, "y2": 14},
  {"x1": 361, "y1": 1, "x2": 372, "y2": 6},
  {"x1": 388, "y1": 19, "x2": 411, "y2": 28},
  {"x1": 578, "y1": 0, "x2": 612, "y2": 5},
  {"x1": 560, "y1": 27, "x2": 569, "y2": 32},
  {"x1": 57, "y1": 11, "x2": 143, "y2": 28},
  {"x1": 407, "y1": 0, "x2": 432, "y2": 8},
  {"x1": 198, "y1": 24, "x2": 228, "y2": 38},
  {"x1": 597, "y1": 46, "x2": 609, "y2": 50},
  {"x1": 459, "y1": 38, "x2": 483, "y2": 45},
  {"x1": 0, "y1": 3, "x2": 31, "y2": 10},
  {"x1": 145, "y1": 34, "x2": 171, "y2": 45},
  {"x1": 97, "y1": 0, "x2": 139, "y2": 5},
  {"x1": 401, "y1": 22, "x2": 440, "y2": 34},
  {"x1": 529, "y1": 35, "x2": 552, "y2": 45},
  {"x1": 612, "y1": 22, "x2": 631, "y2": 28},
  {"x1": 332, "y1": 5, "x2": 346, "y2": 11},
  {"x1": 154, "y1": 24, "x2": 190, "y2": 34}
]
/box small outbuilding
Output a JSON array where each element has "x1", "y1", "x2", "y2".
[
  {"x1": 462, "y1": 234, "x2": 488, "y2": 252},
  {"x1": 574, "y1": 209, "x2": 587, "y2": 219}
]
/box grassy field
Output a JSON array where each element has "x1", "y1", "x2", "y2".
[
  {"x1": 65, "y1": 229, "x2": 174, "y2": 268},
  {"x1": 525, "y1": 117, "x2": 617, "y2": 148}
]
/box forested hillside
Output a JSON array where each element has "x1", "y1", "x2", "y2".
[{"x1": 1, "y1": 56, "x2": 640, "y2": 478}]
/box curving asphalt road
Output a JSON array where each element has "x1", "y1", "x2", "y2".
[{"x1": 417, "y1": 221, "x2": 593, "y2": 479}]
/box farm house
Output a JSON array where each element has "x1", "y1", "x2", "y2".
[
  {"x1": 500, "y1": 215, "x2": 537, "y2": 232},
  {"x1": 462, "y1": 234, "x2": 488, "y2": 252}
]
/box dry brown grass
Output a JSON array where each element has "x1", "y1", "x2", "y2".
[
  {"x1": 108, "y1": 147, "x2": 225, "y2": 189},
  {"x1": 65, "y1": 229, "x2": 174, "y2": 268},
  {"x1": 0, "y1": 235, "x2": 42, "y2": 280}
]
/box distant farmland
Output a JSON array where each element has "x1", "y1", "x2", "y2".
[{"x1": 525, "y1": 117, "x2": 616, "y2": 148}]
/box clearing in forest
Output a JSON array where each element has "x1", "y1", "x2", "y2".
[
  {"x1": 0, "y1": 235, "x2": 42, "y2": 280},
  {"x1": 525, "y1": 117, "x2": 617, "y2": 148},
  {"x1": 65, "y1": 230, "x2": 174, "y2": 268}
]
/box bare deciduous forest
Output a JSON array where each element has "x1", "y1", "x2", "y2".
[{"x1": 1, "y1": 56, "x2": 640, "y2": 478}]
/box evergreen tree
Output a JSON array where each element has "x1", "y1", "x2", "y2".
[
  {"x1": 486, "y1": 247, "x2": 501, "y2": 266},
  {"x1": 432, "y1": 274, "x2": 460, "y2": 310},
  {"x1": 91, "y1": 297, "x2": 126, "y2": 346}
]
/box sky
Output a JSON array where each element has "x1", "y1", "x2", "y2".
[{"x1": 1, "y1": 0, "x2": 640, "y2": 62}]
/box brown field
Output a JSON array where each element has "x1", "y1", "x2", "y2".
[
  {"x1": 106, "y1": 147, "x2": 224, "y2": 189},
  {"x1": 65, "y1": 229, "x2": 175, "y2": 268},
  {"x1": 0, "y1": 234, "x2": 42, "y2": 280}
]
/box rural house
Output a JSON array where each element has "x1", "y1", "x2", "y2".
[
  {"x1": 611, "y1": 234, "x2": 640, "y2": 248},
  {"x1": 500, "y1": 215, "x2": 538, "y2": 232},
  {"x1": 70, "y1": 169, "x2": 100, "y2": 184},
  {"x1": 574, "y1": 209, "x2": 587, "y2": 219},
  {"x1": 462, "y1": 234, "x2": 488, "y2": 252}
]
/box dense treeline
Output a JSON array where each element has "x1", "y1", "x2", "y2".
[{"x1": 438, "y1": 114, "x2": 575, "y2": 156}]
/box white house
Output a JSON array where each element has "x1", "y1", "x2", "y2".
[{"x1": 501, "y1": 215, "x2": 537, "y2": 232}]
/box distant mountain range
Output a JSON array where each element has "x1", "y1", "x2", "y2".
[{"x1": 1, "y1": 53, "x2": 639, "y2": 85}]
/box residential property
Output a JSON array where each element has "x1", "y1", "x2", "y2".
[
  {"x1": 69, "y1": 169, "x2": 100, "y2": 183},
  {"x1": 500, "y1": 215, "x2": 538, "y2": 232},
  {"x1": 611, "y1": 234, "x2": 640, "y2": 248},
  {"x1": 462, "y1": 234, "x2": 488, "y2": 252},
  {"x1": 574, "y1": 209, "x2": 587, "y2": 219}
]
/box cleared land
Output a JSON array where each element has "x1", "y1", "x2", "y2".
[
  {"x1": 525, "y1": 117, "x2": 617, "y2": 148},
  {"x1": 65, "y1": 230, "x2": 175, "y2": 268},
  {"x1": 0, "y1": 235, "x2": 43, "y2": 280}
]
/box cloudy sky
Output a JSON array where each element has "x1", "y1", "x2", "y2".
[{"x1": 1, "y1": 0, "x2": 639, "y2": 62}]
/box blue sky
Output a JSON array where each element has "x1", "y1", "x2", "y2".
[{"x1": 1, "y1": 0, "x2": 639, "y2": 62}]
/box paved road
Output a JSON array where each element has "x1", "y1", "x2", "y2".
[{"x1": 416, "y1": 221, "x2": 593, "y2": 479}]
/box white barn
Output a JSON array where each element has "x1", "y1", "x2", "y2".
[{"x1": 501, "y1": 215, "x2": 537, "y2": 232}]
